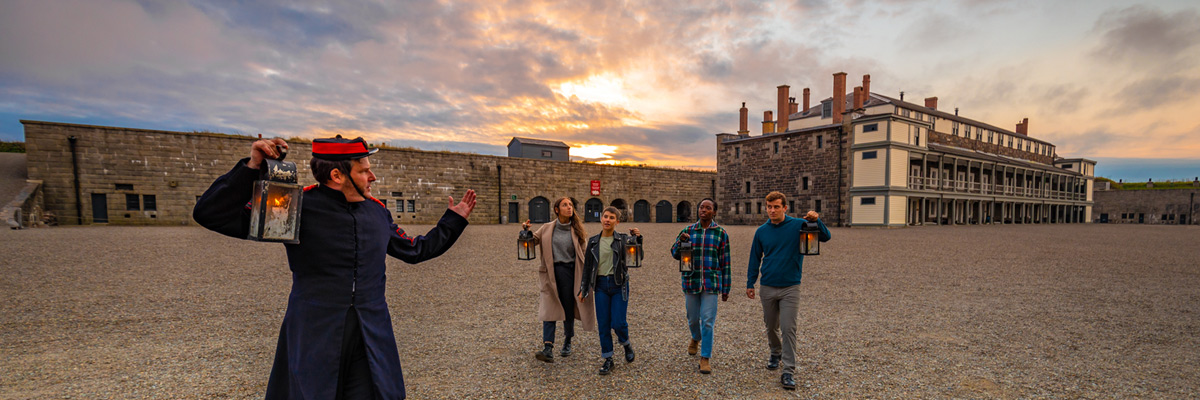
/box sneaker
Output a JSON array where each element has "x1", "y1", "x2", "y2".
[
  {"x1": 698, "y1": 357, "x2": 712, "y2": 374},
  {"x1": 598, "y1": 357, "x2": 614, "y2": 375},
  {"x1": 687, "y1": 339, "x2": 700, "y2": 356},
  {"x1": 767, "y1": 354, "x2": 781, "y2": 370},
  {"x1": 780, "y1": 373, "x2": 796, "y2": 390},
  {"x1": 623, "y1": 344, "x2": 635, "y2": 363},
  {"x1": 534, "y1": 343, "x2": 553, "y2": 363}
]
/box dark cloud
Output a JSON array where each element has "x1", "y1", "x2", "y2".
[
  {"x1": 1115, "y1": 75, "x2": 1200, "y2": 110},
  {"x1": 186, "y1": 1, "x2": 388, "y2": 49},
  {"x1": 1089, "y1": 5, "x2": 1200, "y2": 66}
]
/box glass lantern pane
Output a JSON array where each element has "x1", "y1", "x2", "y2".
[{"x1": 262, "y1": 183, "x2": 300, "y2": 241}]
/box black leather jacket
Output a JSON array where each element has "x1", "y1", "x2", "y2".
[{"x1": 580, "y1": 232, "x2": 643, "y2": 297}]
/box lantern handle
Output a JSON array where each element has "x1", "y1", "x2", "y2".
[{"x1": 275, "y1": 144, "x2": 288, "y2": 162}]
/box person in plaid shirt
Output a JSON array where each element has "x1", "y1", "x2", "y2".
[{"x1": 670, "y1": 198, "x2": 731, "y2": 374}]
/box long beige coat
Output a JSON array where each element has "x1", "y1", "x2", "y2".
[{"x1": 532, "y1": 221, "x2": 596, "y2": 332}]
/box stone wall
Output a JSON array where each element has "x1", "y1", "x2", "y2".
[
  {"x1": 927, "y1": 131, "x2": 1052, "y2": 164},
  {"x1": 1092, "y1": 189, "x2": 1199, "y2": 225},
  {"x1": 23, "y1": 121, "x2": 715, "y2": 226},
  {"x1": 715, "y1": 124, "x2": 847, "y2": 226}
]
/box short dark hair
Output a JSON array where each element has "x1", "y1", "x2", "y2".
[
  {"x1": 602, "y1": 206, "x2": 620, "y2": 216},
  {"x1": 310, "y1": 157, "x2": 353, "y2": 185},
  {"x1": 698, "y1": 198, "x2": 717, "y2": 210}
]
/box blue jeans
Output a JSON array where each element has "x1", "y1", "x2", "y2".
[
  {"x1": 685, "y1": 292, "x2": 719, "y2": 358},
  {"x1": 594, "y1": 276, "x2": 630, "y2": 358}
]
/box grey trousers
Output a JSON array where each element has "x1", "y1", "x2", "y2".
[{"x1": 759, "y1": 284, "x2": 801, "y2": 375}]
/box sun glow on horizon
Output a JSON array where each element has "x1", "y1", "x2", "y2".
[
  {"x1": 571, "y1": 144, "x2": 618, "y2": 159},
  {"x1": 554, "y1": 74, "x2": 629, "y2": 107}
]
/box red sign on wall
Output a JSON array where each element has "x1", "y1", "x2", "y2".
[{"x1": 590, "y1": 180, "x2": 601, "y2": 196}]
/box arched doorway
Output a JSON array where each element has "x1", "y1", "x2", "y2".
[
  {"x1": 584, "y1": 198, "x2": 603, "y2": 222},
  {"x1": 633, "y1": 200, "x2": 650, "y2": 222},
  {"x1": 677, "y1": 201, "x2": 692, "y2": 222},
  {"x1": 529, "y1": 196, "x2": 550, "y2": 223},
  {"x1": 610, "y1": 199, "x2": 629, "y2": 222},
  {"x1": 655, "y1": 200, "x2": 672, "y2": 223}
]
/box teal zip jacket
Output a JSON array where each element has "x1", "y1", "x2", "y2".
[{"x1": 747, "y1": 216, "x2": 831, "y2": 288}]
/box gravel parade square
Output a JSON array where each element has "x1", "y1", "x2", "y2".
[{"x1": 1, "y1": 222, "x2": 1197, "y2": 399}]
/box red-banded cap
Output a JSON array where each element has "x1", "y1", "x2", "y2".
[{"x1": 312, "y1": 135, "x2": 379, "y2": 161}]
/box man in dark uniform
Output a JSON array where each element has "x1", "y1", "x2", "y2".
[{"x1": 193, "y1": 136, "x2": 476, "y2": 399}]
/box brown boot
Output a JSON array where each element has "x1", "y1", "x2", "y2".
[
  {"x1": 687, "y1": 339, "x2": 700, "y2": 356},
  {"x1": 699, "y1": 357, "x2": 712, "y2": 374}
]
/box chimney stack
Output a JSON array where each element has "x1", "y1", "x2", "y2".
[
  {"x1": 762, "y1": 111, "x2": 775, "y2": 134},
  {"x1": 853, "y1": 86, "x2": 864, "y2": 110},
  {"x1": 955, "y1": 107, "x2": 959, "y2": 116},
  {"x1": 738, "y1": 102, "x2": 749, "y2": 135},
  {"x1": 862, "y1": 74, "x2": 871, "y2": 103},
  {"x1": 1016, "y1": 118, "x2": 1029, "y2": 135},
  {"x1": 802, "y1": 88, "x2": 811, "y2": 112},
  {"x1": 789, "y1": 97, "x2": 798, "y2": 116},
  {"x1": 925, "y1": 97, "x2": 938, "y2": 110},
  {"x1": 777, "y1": 85, "x2": 790, "y2": 133},
  {"x1": 900, "y1": 91, "x2": 905, "y2": 101},
  {"x1": 832, "y1": 72, "x2": 847, "y2": 124}
]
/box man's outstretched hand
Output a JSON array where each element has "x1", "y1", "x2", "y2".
[{"x1": 449, "y1": 189, "x2": 477, "y2": 219}]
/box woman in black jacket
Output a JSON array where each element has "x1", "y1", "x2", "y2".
[{"x1": 578, "y1": 206, "x2": 643, "y2": 375}]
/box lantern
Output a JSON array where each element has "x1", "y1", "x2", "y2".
[
  {"x1": 517, "y1": 228, "x2": 537, "y2": 260},
  {"x1": 248, "y1": 146, "x2": 303, "y2": 244},
  {"x1": 799, "y1": 222, "x2": 820, "y2": 256},
  {"x1": 624, "y1": 235, "x2": 643, "y2": 268},
  {"x1": 678, "y1": 238, "x2": 695, "y2": 272}
]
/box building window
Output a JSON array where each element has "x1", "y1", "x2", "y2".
[
  {"x1": 541, "y1": 150, "x2": 552, "y2": 158},
  {"x1": 745, "y1": 202, "x2": 751, "y2": 215},
  {"x1": 746, "y1": 181, "x2": 751, "y2": 194},
  {"x1": 1061, "y1": 164, "x2": 1073, "y2": 169},
  {"x1": 774, "y1": 142, "x2": 779, "y2": 154},
  {"x1": 975, "y1": 129, "x2": 982, "y2": 141},
  {"x1": 756, "y1": 202, "x2": 762, "y2": 214},
  {"x1": 861, "y1": 197, "x2": 876, "y2": 205},
  {"x1": 815, "y1": 199, "x2": 822, "y2": 213},
  {"x1": 965, "y1": 125, "x2": 971, "y2": 138},
  {"x1": 901, "y1": 109, "x2": 910, "y2": 117},
  {"x1": 406, "y1": 200, "x2": 415, "y2": 212},
  {"x1": 735, "y1": 203, "x2": 739, "y2": 214},
  {"x1": 1121, "y1": 213, "x2": 1127, "y2": 219},
  {"x1": 988, "y1": 131, "x2": 994, "y2": 143},
  {"x1": 817, "y1": 135, "x2": 823, "y2": 148},
  {"x1": 143, "y1": 195, "x2": 156, "y2": 211},
  {"x1": 115, "y1": 183, "x2": 134, "y2": 191},
  {"x1": 952, "y1": 122, "x2": 959, "y2": 136},
  {"x1": 862, "y1": 151, "x2": 877, "y2": 160},
  {"x1": 803, "y1": 177, "x2": 809, "y2": 190},
  {"x1": 396, "y1": 200, "x2": 405, "y2": 213},
  {"x1": 914, "y1": 128, "x2": 920, "y2": 145},
  {"x1": 822, "y1": 102, "x2": 831, "y2": 118},
  {"x1": 863, "y1": 123, "x2": 878, "y2": 132},
  {"x1": 789, "y1": 200, "x2": 795, "y2": 212},
  {"x1": 126, "y1": 194, "x2": 140, "y2": 211},
  {"x1": 735, "y1": 147, "x2": 740, "y2": 158},
  {"x1": 1008, "y1": 136, "x2": 1013, "y2": 147}
]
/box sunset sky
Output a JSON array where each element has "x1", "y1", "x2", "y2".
[{"x1": 2, "y1": 0, "x2": 1198, "y2": 180}]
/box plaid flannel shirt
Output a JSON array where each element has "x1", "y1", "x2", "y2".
[{"x1": 670, "y1": 221, "x2": 731, "y2": 294}]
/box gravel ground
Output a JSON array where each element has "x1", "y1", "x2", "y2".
[{"x1": 1, "y1": 222, "x2": 1198, "y2": 399}]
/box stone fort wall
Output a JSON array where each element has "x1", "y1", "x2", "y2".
[
  {"x1": 1092, "y1": 188, "x2": 1199, "y2": 225},
  {"x1": 22, "y1": 121, "x2": 716, "y2": 226}
]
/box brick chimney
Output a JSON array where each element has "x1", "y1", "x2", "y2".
[
  {"x1": 853, "y1": 86, "x2": 864, "y2": 110},
  {"x1": 802, "y1": 88, "x2": 811, "y2": 112},
  {"x1": 862, "y1": 74, "x2": 871, "y2": 103},
  {"x1": 832, "y1": 72, "x2": 847, "y2": 124},
  {"x1": 762, "y1": 111, "x2": 775, "y2": 134},
  {"x1": 777, "y1": 85, "x2": 790, "y2": 133},
  {"x1": 738, "y1": 102, "x2": 749, "y2": 135},
  {"x1": 925, "y1": 97, "x2": 938, "y2": 110},
  {"x1": 1015, "y1": 118, "x2": 1029, "y2": 135},
  {"x1": 789, "y1": 97, "x2": 798, "y2": 116}
]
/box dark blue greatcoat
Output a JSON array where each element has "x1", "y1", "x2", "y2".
[{"x1": 193, "y1": 159, "x2": 468, "y2": 399}]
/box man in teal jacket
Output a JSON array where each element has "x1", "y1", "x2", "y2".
[{"x1": 746, "y1": 191, "x2": 831, "y2": 391}]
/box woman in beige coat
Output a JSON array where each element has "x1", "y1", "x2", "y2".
[{"x1": 522, "y1": 197, "x2": 596, "y2": 363}]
